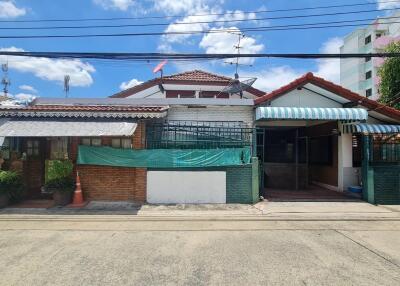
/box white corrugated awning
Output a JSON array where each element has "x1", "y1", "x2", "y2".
[
  {"x1": 0, "y1": 119, "x2": 137, "y2": 137},
  {"x1": 256, "y1": 107, "x2": 368, "y2": 121},
  {"x1": 343, "y1": 123, "x2": 400, "y2": 134}
]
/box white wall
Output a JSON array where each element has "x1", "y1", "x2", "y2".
[
  {"x1": 147, "y1": 171, "x2": 226, "y2": 204},
  {"x1": 167, "y1": 106, "x2": 254, "y2": 126}
]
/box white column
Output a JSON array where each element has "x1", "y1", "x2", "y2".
[{"x1": 338, "y1": 126, "x2": 353, "y2": 192}]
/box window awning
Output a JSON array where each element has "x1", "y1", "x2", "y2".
[
  {"x1": 255, "y1": 107, "x2": 368, "y2": 121},
  {"x1": 343, "y1": 123, "x2": 400, "y2": 134},
  {"x1": 0, "y1": 119, "x2": 137, "y2": 137}
]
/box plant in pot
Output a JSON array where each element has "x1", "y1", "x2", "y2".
[
  {"x1": 45, "y1": 176, "x2": 75, "y2": 206},
  {"x1": 0, "y1": 171, "x2": 24, "y2": 208}
]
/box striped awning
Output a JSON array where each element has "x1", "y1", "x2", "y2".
[
  {"x1": 343, "y1": 123, "x2": 400, "y2": 134},
  {"x1": 255, "y1": 107, "x2": 368, "y2": 121}
]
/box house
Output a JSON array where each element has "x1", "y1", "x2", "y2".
[
  {"x1": 254, "y1": 72, "x2": 400, "y2": 204},
  {"x1": 0, "y1": 70, "x2": 398, "y2": 205}
]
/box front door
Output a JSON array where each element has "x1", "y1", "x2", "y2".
[{"x1": 23, "y1": 138, "x2": 46, "y2": 199}]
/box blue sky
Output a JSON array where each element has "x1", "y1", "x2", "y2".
[{"x1": 0, "y1": 0, "x2": 398, "y2": 99}]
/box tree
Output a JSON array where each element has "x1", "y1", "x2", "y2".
[{"x1": 378, "y1": 42, "x2": 400, "y2": 110}]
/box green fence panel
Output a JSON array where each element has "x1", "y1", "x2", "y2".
[
  {"x1": 373, "y1": 165, "x2": 400, "y2": 205},
  {"x1": 77, "y1": 145, "x2": 251, "y2": 168}
]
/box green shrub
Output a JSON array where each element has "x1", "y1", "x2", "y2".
[
  {"x1": 0, "y1": 171, "x2": 24, "y2": 202},
  {"x1": 45, "y1": 176, "x2": 75, "y2": 193},
  {"x1": 45, "y1": 160, "x2": 73, "y2": 183}
]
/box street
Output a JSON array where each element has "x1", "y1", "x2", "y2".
[{"x1": 1, "y1": 210, "x2": 400, "y2": 285}]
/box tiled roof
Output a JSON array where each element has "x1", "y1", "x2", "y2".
[
  {"x1": 111, "y1": 70, "x2": 265, "y2": 98},
  {"x1": 20, "y1": 104, "x2": 167, "y2": 113},
  {"x1": 163, "y1": 70, "x2": 232, "y2": 82},
  {"x1": 255, "y1": 72, "x2": 400, "y2": 122}
]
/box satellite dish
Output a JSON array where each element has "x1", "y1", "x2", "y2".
[
  {"x1": 222, "y1": 77, "x2": 257, "y2": 98},
  {"x1": 153, "y1": 60, "x2": 168, "y2": 74}
]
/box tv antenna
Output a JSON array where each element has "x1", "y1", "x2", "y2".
[
  {"x1": 221, "y1": 32, "x2": 257, "y2": 98},
  {"x1": 1, "y1": 63, "x2": 10, "y2": 97},
  {"x1": 64, "y1": 75, "x2": 70, "y2": 98}
]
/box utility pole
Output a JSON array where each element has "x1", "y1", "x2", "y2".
[
  {"x1": 1, "y1": 63, "x2": 10, "y2": 98},
  {"x1": 64, "y1": 75, "x2": 70, "y2": 98}
]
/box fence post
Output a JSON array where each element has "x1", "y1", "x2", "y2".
[{"x1": 362, "y1": 135, "x2": 375, "y2": 204}]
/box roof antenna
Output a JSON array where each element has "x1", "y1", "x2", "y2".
[
  {"x1": 64, "y1": 75, "x2": 70, "y2": 98},
  {"x1": 1, "y1": 62, "x2": 11, "y2": 98}
]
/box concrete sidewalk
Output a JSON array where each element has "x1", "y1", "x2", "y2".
[{"x1": 1, "y1": 200, "x2": 400, "y2": 220}]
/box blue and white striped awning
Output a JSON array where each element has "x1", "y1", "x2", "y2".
[
  {"x1": 343, "y1": 123, "x2": 400, "y2": 134},
  {"x1": 255, "y1": 107, "x2": 368, "y2": 121}
]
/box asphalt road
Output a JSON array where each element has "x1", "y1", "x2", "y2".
[{"x1": 0, "y1": 217, "x2": 400, "y2": 286}]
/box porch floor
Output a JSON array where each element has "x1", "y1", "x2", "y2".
[{"x1": 264, "y1": 186, "x2": 361, "y2": 202}]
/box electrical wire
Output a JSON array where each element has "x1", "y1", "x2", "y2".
[
  {"x1": 0, "y1": 8, "x2": 399, "y2": 30},
  {"x1": 0, "y1": 0, "x2": 399, "y2": 23}
]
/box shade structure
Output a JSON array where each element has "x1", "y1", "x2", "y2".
[
  {"x1": 255, "y1": 107, "x2": 368, "y2": 121},
  {"x1": 0, "y1": 119, "x2": 137, "y2": 137},
  {"x1": 343, "y1": 123, "x2": 400, "y2": 134}
]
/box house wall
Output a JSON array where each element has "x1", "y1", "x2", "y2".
[
  {"x1": 73, "y1": 121, "x2": 147, "y2": 202},
  {"x1": 167, "y1": 106, "x2": 254, "y2": 126}
]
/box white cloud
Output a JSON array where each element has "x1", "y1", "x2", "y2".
[
  {"x1": 93, "y1": 0, "x2": 135, "y2": 11},
  {"x1": 13, "y1": 92, "x2": 35, "y2": 101},
  {"x1": 120, "y1": 78, "x2": 143, "y2": 90},
  {"x1": 242, "y1": 66, "x2": 303, "y2": 92},
  {"x1": 0, "y1": 47, "x2": 95, "y2": 87},
  {"x1": 154, "y1": 0, "x2": 216, "y2": 14},
  {"x1": 315, "y1": 37, "x2": 343, "y2": 83},
  {"x1": 19, "y1": 84, "x2": 37, "y2": 93},
  {"x1": 377, "y1": 0, "x2": 400, "y2": 9},
  {"x1": 0, "y1": 1, "x2": 26, "y2": 18},
  {"x1": 199, "y1": 27, "x2": 264, "y2": 65}
]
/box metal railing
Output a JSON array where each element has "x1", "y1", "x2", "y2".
[{"x1": 146, "y1": 120, "x2": 253, "y2": 149}]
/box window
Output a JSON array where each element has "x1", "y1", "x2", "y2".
[
  {"x1": 365, "y1": 35, "x2": 372, "y2": 45},
  {"x1": 365, "y1": 56, "x2": 371, "y2": 62},
  {"x1": 352, "y1": 135, "x2": 362, "y2": 167},
  {"x1": 50, "y1": 137, "x2": 69, "y2": 159},
  {"x1": 27, "y1": 140, "x2": 40, "y2": 157},
  {"x1": 365, "y1": 70, "x2": 372, "y2": 80},
  {"x1": 366, "y1": 88, "x2": 372, "y2": 97},
  {"x1": 81, "y1": 138, "x2": 102, "y2": 146},
  {"x1": 1, "y1": 138, "x2": 22, "y2": 160},
  {"x1": 376, "y1": 33, "x2": 382, "y2": 39},
  {"x1": 111, "y1": 138, "x2": 132, "y2": 149},
  {"x1": 166, "y1": 90, "x2": 195, "y2": 98},
  {"x1": 199, "y1": 91, "x2": 229, "y2": 98}
]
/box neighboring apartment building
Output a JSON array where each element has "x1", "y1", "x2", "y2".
[{"x1": 340, "y1": 12, "x2": 400, "y2": 100}]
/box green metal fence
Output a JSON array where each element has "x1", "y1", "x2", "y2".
[{"x1": 146, "y1": 120, "x2": 254, "y2": 150}]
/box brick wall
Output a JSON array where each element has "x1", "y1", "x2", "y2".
[
  {"x1": 77, "y1": 165, "x2": 146, "y2": 202},
  {"x1": 73, "y1": 120, "x2": 147, "y2": 202}
]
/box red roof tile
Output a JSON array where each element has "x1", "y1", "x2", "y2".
[
  {"x1": 0, "y1": 105, "x2": 167, "y2": 113},
  {"x1": 111, "y1": 70, "x2": 265, "y2": 98},
  {"x1": 255, "y1": 72, "x2": 400, "y2": 122}
]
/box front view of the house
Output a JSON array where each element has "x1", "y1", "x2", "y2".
[{"x1": 0, "y1": 71, "x2": 399, "y2": 205}]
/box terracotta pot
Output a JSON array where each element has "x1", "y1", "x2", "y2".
[
  {"x1": 0, "y1": 193, "x2": 9, "y2": 208},
  {"x1": 53, "y1": 190, "x2": 72, "y2": 206}
]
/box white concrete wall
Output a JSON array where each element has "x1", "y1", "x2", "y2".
[
  {"x1": 167, "y1": 106, "x2": 254, "y2": 126},
  {"x1": 147, "y1": 171, "x2": 226, "y2": 204},
  {"x1": 269, "y1": 88, "x2": 343, "y2": 108}
]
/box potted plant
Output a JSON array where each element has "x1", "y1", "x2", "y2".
[
  {"x1": 0, "y1": 171, "x2": 24, "y2": 208},
  {"x1": 45, "y1": 176, "x2": 75, "y2": 206}
]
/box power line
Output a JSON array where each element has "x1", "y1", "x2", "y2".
[
  {"x1": 0, "y1": 0, "x2": 399, "y2": 23},
  {"x1": 0, "y1": 51, "x2": 399, "y2": 60},
  {"x1": 0, "y1": 7, "x2": 399, "y2": 30},
  {"x1": 3, "y1": 19, "x2": 400, "y2": 39}
]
